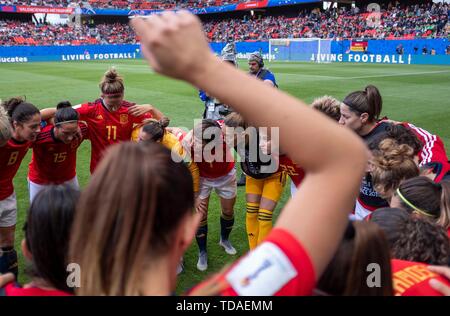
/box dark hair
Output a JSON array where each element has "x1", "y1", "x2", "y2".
[
  {"x1": 193, "y1": 119, "x2": 222, "y2": 147},
  {"x1": 343, "y1": 85, "x2": 382, "y2": 122},
  {"x1": 56, "y1": 101, "x2": 73, "y2": 110},
  {"x1": 99, "y1": 68, "x2": 124, "y2": 95},
  {"x1": 1, "y1": 97, "x2": 39, "y2": 125},
  {"x1": 371, "y1": 208, "x2": 450, "y2": 265},
  {"x1": 69, "y1": 142, "x2": 194, "y2": 295},
  {"x1": 141, "y1": 117, "x2": 170, "y2": 142},
  {"x1": 396, "y1": 177, "x2": 450, "y2": 229},
  {"x1": 54, "y1": 107, "x2": 79, "y2": 126},
  {"x1": 368, "y1": 124, "x2": 423, "y2": 156},
  {"x1": 24, "y1": 185, "x2": 79, "y2": 293},
  {"x1": 317, "y1": 221, "x2": 393, "y2": 296}
]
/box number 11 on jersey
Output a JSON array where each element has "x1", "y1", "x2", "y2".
[{"x1": 106, "y1": 125, "x2": 117, "y2": 141}]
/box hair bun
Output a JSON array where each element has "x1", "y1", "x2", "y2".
[
  {"x1": 374, "y1": 139, "x2": 415, "y2": 169},
  {"x1": 159, "y1": 117, "x2": 170, "y2": 129},
  {"x1": 104, "y1": 68, "x2": 118, "y2": 83}
]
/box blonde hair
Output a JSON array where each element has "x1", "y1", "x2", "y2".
[
  {"x1": 0, "y1": 104, "x2": 12, "y2": 143},
  {"x1": 371, "y1": 139, "x2": 419, "y2": 198},
  {"x1": 311, "y1": 96, "x2": 342, "y2": 122},
  {"x1": 99, "y1": 68, "x2": 124, "y2": 95}
]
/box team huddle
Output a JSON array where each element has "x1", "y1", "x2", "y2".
[{"x1": 0, "y1": 11, "x2": 450, "y2": 296}]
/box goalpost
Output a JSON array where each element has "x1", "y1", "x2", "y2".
[{"x1": 268, "y1": 38, "x2": 332, "y2": 63}]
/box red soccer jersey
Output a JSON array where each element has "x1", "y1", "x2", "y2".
[
  {"x1": 0, "y1": 139, "x2": 31, "y2": 200},
  {"x1": 391, "y1": 259, "x2": 450, "y2": 296},
  {"x1": 402, "y1": 122, "x2": 450, "y2": 182},
  {"x1": 189, "y1": 228, "x2": 316, "y2": 296},
  {"x1": 28, "y1": 123, "x2": 88, "y2": 185},
  {"x1": 178, "y1": 129, "x2": 235, "y2": 179},
  {"x1": 75, "y1": 99, "x2": 151, "y2": 173},
  {"x1": 1, "y1": 282, "x2": 71, "y2": 296},
  {"x1": 193, "y1": 143, "x2": 235, "y2": 179},
  {"x1": 278, "y1": 155, "x2": 305, "y2": 187}
]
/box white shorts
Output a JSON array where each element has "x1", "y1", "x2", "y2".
[
  {"x1": 199, "y1": 169, "x2": 237, "y2": 200},
  {"x1": 28, "y1": 176, "x2": 79, "y2": 203},
  {"x1": 0, "y1": 193, "x2": 17, "y2": 228}
]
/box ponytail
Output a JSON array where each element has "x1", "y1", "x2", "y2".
[
  {"x1": 365, "y1": 85, "x2": 382, "y2": 121},
  {"x1": 1, "y1": 96, "x2": 39, "y2": 125},
  {"x1": 343, "y1": 85, "x2": 382, "y2": 122}
]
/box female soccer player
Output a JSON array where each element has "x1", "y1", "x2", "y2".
[
  {"x1": 316, "y1": 221, "x2": 393, "y2": 296},
  {"x1": 135, "y1": 118, "x2": 200, "y2": 196},
  {"x1": 370, "y1": 208, "x2": 449, "y2": 266},
  {"x1": 286, "y1": 96, "x2": 342, "y2": 196},
  {"x1": 339, "y1": 85, "x2": 449, "y2": 218},
  {"x1": 0, "y1": 105, "x2": 12, "y2": 147},
  {"x1": 370, "y1": 138, "x2": 420, "y2": 200},
  {"x1": 67, "y1": 11, "x2": 367, "y2": 296},
  {"x1": 0, "y1": 97, "x2": 41, "y2": 276},
  {"x1": 42, "y1": 69, "x2": 163, "y2": 173},
  {"x1": 390, "y1": 176, "x2": 450, "y2": 237},
  {"x1": 371, "y1": 208, "x2": 450, "y2": 296},
  {"x1": 181, "y1": 119, "x2": 237, "y2": 271},
  {"x1": 75, "y1": 68, "x2": 166, "y2": 173},
  {"x1": 223, "y1": 112, "x2": 285, "y2": 250},
  {"x1": 0, "y1": 185, "x2": 77, "y2": 296},
  {"x1": 28, "y1": 105, "x2": 88, "y2": 202}
]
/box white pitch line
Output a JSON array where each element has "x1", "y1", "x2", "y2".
[{"x1": 341, "y1": 70, "x2": 450, "y2": 80}]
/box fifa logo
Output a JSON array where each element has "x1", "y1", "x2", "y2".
[{"x1": 240, "y1": 259, "x2": 272, "y2": 287}]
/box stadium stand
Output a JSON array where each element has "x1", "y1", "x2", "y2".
[
  {"x1": 0, "y1": 1, "x2": 448, "y2": 45},
  {"x1": 0, "y1": 0, "x2": 249, "y2": 10}
]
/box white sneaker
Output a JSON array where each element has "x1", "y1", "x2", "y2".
[
  {"x1": 196, "y1": 251, "x2": 208, "y2": 271},
  {"x1": 219, "y1": 238, "x2": 237, "y2": 255}
]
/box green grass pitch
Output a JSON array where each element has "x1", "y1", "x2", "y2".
[{"x1": 0, "y1": 59, "x2": 449, "y2": 294}]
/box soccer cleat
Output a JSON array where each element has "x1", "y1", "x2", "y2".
[
  {"x1": 196, "y1": 251, "x2": 208, "y2": 271},
  {"x1": 219, "y1": 238, "x2": 237, "y2": 255}
]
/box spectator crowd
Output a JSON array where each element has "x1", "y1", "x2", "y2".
[{"x1": 0, "y1": 1, "x2": 448, "y2": 46}]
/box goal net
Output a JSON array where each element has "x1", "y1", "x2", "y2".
[{"x1": 269, "y1": 38, "x2": 332, "y2": 63}]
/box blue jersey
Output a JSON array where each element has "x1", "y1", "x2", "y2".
[
  {"x1": 253, "y1": 68, "x2": 277, "y2": 87},
  {"x1": 199, "y1": 90, "x2": 209, "y2": 102},
  {"x1": 261, "y1": 70, "x2": 277, "y2": 86}
]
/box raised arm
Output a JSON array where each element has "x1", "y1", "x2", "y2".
[
  {"x1": 40, "y1": 108, "x2": 56, "y2": 121},
  {"x1": 128, "y1": 104, "x2": 164, "y2": 120},
  {"x1": 131, "y1": 11, "x2": 367, "y2": 278}
]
